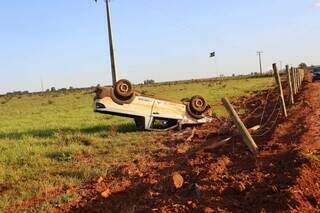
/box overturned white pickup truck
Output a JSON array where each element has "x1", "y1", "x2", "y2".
[{"x1": 94, "y1": 79, "x2": 213, "y2": 131}]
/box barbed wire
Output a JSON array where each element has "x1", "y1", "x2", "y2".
[
  {"x1": 250, "y1": 97, "x2": 281, "y2": 137},
  {"x1": 259, "y1": 88, "x2": 274, "y2": 126}
]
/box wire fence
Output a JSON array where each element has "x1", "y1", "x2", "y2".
[{"x1": 222, "y1": 65, "x2": 307, "y2": 154}]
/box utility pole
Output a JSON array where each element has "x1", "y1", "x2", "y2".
[
  {"x1": 257, "y1": 51, "x2": 263, "y2": 75},
  {"x1": 105, "y1": 0, "x2": 117, "y2": 85}
]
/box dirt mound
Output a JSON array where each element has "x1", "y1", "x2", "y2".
[{"x1": 50, "y1": 77, "x2": 320, "y2": 212}]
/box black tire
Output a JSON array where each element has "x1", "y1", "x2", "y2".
[
  {"x1": 114, "y1": 79, "x2": 134, "y2": 99},
  {"x1": 190, "y1": 95, "x2": 207, "y2": 113}
]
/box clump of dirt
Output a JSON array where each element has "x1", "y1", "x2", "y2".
[{"x1": 0, "y1": 183, "x2": 12, "y2": 195}]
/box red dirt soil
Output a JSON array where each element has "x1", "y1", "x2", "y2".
[{"x1": 11, "y1": 74, "x2": 320, "y2": 213}]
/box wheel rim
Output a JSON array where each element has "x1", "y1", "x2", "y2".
[
  {"x1": 119, "y1": 84, "x2": 129, "y2": 93},
  {"x1": 195, "y1": 99, "x2": 204, "y2": 108},
  {"x1": 191, "y1": 96, "x2": 207, "y2": 113},
  {"x1": 115, "y1": 79, "x2": 134, "y2": 98}
]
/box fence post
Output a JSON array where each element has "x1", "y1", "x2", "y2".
[
  {"x1": 222, "y1": 97, "x2": 258, "y2": 154},
  {"x1": 286, "y1": 65, "x2": 294, "y2": 105},
  {"x1": 296, "y1": 68, "x2": 300, "y2": 89},
  {"x1": 300, "y1": 69, "x2": 304, "y2": 85},
  {"x1": 295, "y1": 68, "x2": 299, "y2": 93},
  {"x1": 291, "y1": 67, "x2": 296, "y2": 95},
  {"x1": 273, "y1": 63, "x2": 288, "y2": 118},
  {"x1": 298, "y1": 68, "x2": 301, "y2": 89}
]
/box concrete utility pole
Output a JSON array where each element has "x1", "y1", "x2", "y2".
[
  {"x1": 105, "y1": 0, "x2": 117, "y2": 85},
  {"x1": 257, "y1": 51, "x2": 263, "y2": 75}
]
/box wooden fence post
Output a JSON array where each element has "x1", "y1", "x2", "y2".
[
  {"x1": 300, "y1": 69, "x2": 304, "y2": 85},
  {"x1": 273, "y1": 63, "x2": 288, "y2": 118},
  {"x1": 298, "y1": 68, "x2": 301, "y2": 89},
  {"x1": 291, "y1": 67, "x2": 297, "y2": 95},
  {"x1": 222, "y1": 97, "x2": 258, "y2": 154},
  {"x1": 295, "y1": 68, "x2": 299, "y2": 93},
  {"x1": 286, "y1": 65, "x2": 294, "y2": 105},
  {"x1": 298, "y1": 69, "x2": 300, "y2": 89}
]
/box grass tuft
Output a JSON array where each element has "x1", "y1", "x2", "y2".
[
  {"x1": 47, "y1": 151, "x2": 73, "y2": 162},
  {"x1": 48, "y1": 100, "x2": 54, "y2": 105}
]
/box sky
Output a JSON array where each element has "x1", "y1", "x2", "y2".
[{"x1": 0, "y1": 0, "x2": 320, "y2": 94}]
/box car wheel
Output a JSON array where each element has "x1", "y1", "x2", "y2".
[
  {"x1": 190, "y1": 95, "x2": 207, "y2": 113},
  {"x1": 111, "y1": 88, "x2": 135, "y2": 105},
  {"x1": 114, "y1": 79, "x2": 134, "y2": 99}
]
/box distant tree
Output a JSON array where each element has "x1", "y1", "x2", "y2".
[
  {"x1": 50, "y1": 87, "x2": 56, "y2": 92},
  {"x1": 143, "y1": 79, "x2": 155, "y2": 85},
  {"x1": 299, "y1": 62, "x2": 307, "y2": 69}
]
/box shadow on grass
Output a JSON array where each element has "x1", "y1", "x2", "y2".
[{"x1": 0, "y1": 123, "x2": 139, "y2": 140}]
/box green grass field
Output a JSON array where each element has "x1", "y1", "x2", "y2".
[{"x1": 0, "y1": 77, "x2": 273, "y2": 211}]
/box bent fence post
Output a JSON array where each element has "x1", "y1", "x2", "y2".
[
  {"x1": 273, "y1": 63, "x2": 288, "y2": 118},
  {"x1": 222, "y1": 97, "x2": 258, "y2": 154}
]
